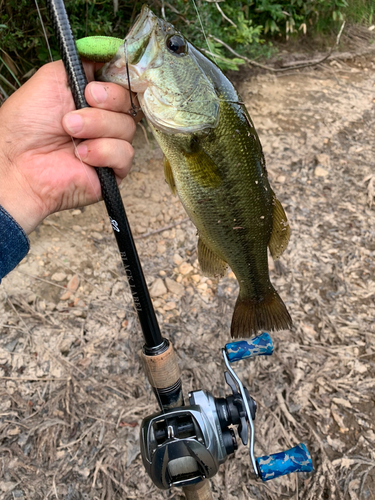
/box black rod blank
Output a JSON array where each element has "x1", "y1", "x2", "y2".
[{"x1": 46, "y1": 0, "x2": 163, "y2": 349}]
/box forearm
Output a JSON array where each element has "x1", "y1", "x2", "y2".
[{"x1": 0, "y1": 106, "x2": 30, "y2": 279}]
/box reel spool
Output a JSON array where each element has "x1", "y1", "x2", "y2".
[{"x1": 140, "y1": 333, "x2": 313, "y2": 489}]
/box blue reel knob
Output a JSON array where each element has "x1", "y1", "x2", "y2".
[
  {"x1": 225, "y1": 333, "x2": 273, "y2": 362},
  {"x1": 256, "y1": 443, "x2": 313, "y2": 481}
]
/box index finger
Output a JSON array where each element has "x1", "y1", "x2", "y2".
[
  {"x1": 82, "y1": 61, "x2": 143, "y2": 121},
  {"x1": 86, "y1": 81, "x2": 143, "y2": 122}
]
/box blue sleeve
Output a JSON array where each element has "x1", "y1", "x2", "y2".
[{"x1": 0, "y1": 205, "x2": 30, "y2": 281}]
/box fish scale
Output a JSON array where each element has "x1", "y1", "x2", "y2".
[{"x1": 154, "y1": 99, "x2": 272, "y2": 294}]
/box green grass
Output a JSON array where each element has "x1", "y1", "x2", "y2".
[{"x1": 344, "y1": 0, "x2": 374, "y2": 25}]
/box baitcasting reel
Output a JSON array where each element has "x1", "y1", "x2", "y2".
[{"x1": 140, "y1": 333, "x2": 313, "y2": 489}]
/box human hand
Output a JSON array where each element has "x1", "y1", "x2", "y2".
[{"x1": 0, "y1": 60, "x2": 140, "y2": 235}]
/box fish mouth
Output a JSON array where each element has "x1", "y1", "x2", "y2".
[
  {"x1": 98, "y1": 5, "x2": 164, "y2": 92},
  {"x1": 125, "y1": 5, "x2": 156, "y2": 47},
  {"x1": 124, "y1": 6, "x2": 163, "y2": 71}
]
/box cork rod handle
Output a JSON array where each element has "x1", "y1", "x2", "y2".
[
  {"x1": 141, "y1": 342, "x2": 214, "y2": 499},
  {"x1": 184, "y1": 480, "x2": 214, "y2": 500}
]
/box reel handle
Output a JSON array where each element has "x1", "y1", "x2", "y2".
[
  {"x1": 225, "y1": 333, "x2": 273, "y2": 363},
  {"x1": 256, "y1": 443, "x2": 313, "y2": 481}
]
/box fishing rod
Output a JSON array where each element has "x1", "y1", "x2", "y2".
[
  {"x1": 45, "y1": 1, "x2": 210, "y2": 498},
  {"x1": 45, "y1": 1, "x2": 313, "y2": 498}
]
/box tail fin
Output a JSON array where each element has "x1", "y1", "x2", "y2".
[{"x1": 231, "y1": 288, "x2": 292, "y2": 338}]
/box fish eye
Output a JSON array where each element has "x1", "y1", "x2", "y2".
[{"x1": 166, "y1": 35, "x2": 187, "y2": 56}]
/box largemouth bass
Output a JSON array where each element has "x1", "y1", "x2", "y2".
[{"x1": 78, "y1": 6, "x2": 292, "y2": 338}]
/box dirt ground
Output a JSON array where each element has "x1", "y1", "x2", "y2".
[{"x1": 1, "y1": 29, "x2": 375, "y2": 500}]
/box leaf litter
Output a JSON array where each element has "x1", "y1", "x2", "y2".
[{"x1": 1, "y1": 45, "x2": 375, "y2": 499}]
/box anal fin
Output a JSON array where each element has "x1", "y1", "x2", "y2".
[
  {"x1": 163, "y1": 156, "x2": 176, "y2": 195},
  {"x1": 268, "y1": 195, "x2": 290, "y2": 260},
  {"x1": 198, "y1": 237, "x2": 227, "y2": 278}
]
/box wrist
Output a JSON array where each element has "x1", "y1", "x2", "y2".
[
  {"x1": 0, "y1": 199, "x2": 39, "y2": 235},
  {"x1": 0, "y1": 154, "x2": 44, "y2": 235}
]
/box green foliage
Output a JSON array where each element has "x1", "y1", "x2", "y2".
[
  {"x1": 0, "y1": 0, "x2": 138, "y2": 97},
  {"x1": 254, "y1": 0, "x2": 349, "y2": 34},
  {"x1": 0, "y1": 0, "x2": 372, "y2": 98},
  {"x1": 344, "y1": 0, "x2": 374, "y2": 25}
]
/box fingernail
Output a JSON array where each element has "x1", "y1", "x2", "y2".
[
  {"x1": 65, "y1": 113, "x2": 83, "y2": 134},
  {"x1": 90, "y1": 82, "x2": 108, "y2": 104},
  {"x1": 76, "y1": 144, "x2": 87, "y2": 159}
]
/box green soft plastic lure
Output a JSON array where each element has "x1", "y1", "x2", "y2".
[{"x1": 76, "y1": 36, "x2": 123, "y2": 62}]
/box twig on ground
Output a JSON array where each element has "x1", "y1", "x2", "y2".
[
  {"x1": 24, "y1": 272, "x2": 67, "y2": 290},
  {"x1": 256, "y1": 399, "x2": 297, "y2": 446},
  {"x1": 99, "y1": 464, "x2": 128, "y2": 494},
  {"x1": 364, "y1": 174, "x2": 374, "y2": 207},
  {"x1": 210, "y1": 21, "x2": 346, "y2": 73},
  {"x1": 134, "y1": 217, "x2": 190, "y2": 239},
  {"x1": 57, "y1": 421, "x2": 100, "y2": 449},
  {"x1": 153, "y1": 0, "x2": 190, "y2": 24},
  {"x1": 0, "y1": 376, "x2": 68, "y2": 381},
  {"x1": 303, "y1": 423, "x2": 345, "y2": 500},
  {"x1": 215, "y1": 2, "x2": 237, "y2": 28},
  {"x1": 92, "y1": 456, "x2": 104, "y2": 488},
  {"x1": 246, "y1": 477, "x2": 295, "y2": 498},
  {"x1": 201, "y1": 48, "x2": 238, "y2": 64},
  {"x1": 276, "y1": 391, "x2": 304, "y2": 431},
  {"x1": 3, "y1": 292, "x2": 34, "y2": 340}
]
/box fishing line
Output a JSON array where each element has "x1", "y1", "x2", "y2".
[
  {"x1": 34, "y1": 0, "x2": 54, "y2": 67},
  {"x1": 190, "y1": 0, "x2": 219, "y2": 66}
]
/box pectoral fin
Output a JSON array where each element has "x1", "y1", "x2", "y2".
[
  {"x1": 163, "y1": 156, "x2": 176, "y2": 195},
  {"x1": 268, "y1": 196, "x2": 290, "y2": 260},
  {"x1": 76, "y1": 36, "x2": 124, "y2": 63},
  {"x1": 198, "y1": 237, "x2": 227, "y2": 277},
  {"x1": 184, "y1": 149, "x2": 222, "y2": 189}
]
